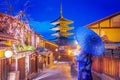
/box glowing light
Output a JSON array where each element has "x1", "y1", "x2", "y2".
[
  {"x1": 5, "y1": 50, "x2": 13, "y2": 58},
  {"x1": 68, "y1": 50, "x2": 72, "y2": 55},
  {"x1": 77, "y1": 45, "x2": 81, "y2": 50},
  {"x1": 55, "y1": 48, "x2": 58, "y2": 52},
  {"x1": 72, "y1": 49, "x2": 80, "y2": 56},
  {"x1": 58, "y1": 55, "x2": 61, "y2": 59},
  {"x1": 74, "y1": 40, "x2": 78, "y2": 45}
]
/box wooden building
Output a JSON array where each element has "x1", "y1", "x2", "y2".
[
  {"x1": 86, "y1": 12, "x2": 120, "y2": 80},
  {"x1": 0, "y1": 33, "x2": 17, "y2": 80},
  {"x1": 44, "y1": 39, "x2": 58, "y2": 59},
  {"x1": 0, "y1": 12, "x2": 55, "y2": 80},
  {"x1": 86, "y1": 12, "x2": 120, "y2": 42}
]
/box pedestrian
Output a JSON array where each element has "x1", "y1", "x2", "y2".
[
  {"x1": 70, "y1": 62, "x2": 78, "y2": 80},
  {"x1": 82, "y1": 54, "x2": 93, "y2": 80},
  {"x1": 39, "y1": 60, "x2": 43, "y2": 72},
  {"x1": 76, "y1": 53, "x2": 93, "y2": 80}
]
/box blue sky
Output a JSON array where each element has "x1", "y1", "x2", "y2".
[{"x1": 0, "y1": 0, "x2": 120, "y2": 40}]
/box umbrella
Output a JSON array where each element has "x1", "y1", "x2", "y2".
[
  {"x1": 75, "y1": 27, "x2": 105, "y2": 56},
  {"x1": 36, "y1": 47, "x2": 48, "y2": 52}
]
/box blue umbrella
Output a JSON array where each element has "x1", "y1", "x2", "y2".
[
  {"x1": 75, "y1": 27, "x2": 105, "y2": 80},
  {"x1": 75, "y1": 27, "x2": 105, "y2": 56}
]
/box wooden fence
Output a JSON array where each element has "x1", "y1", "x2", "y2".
[{"x1": 92, "y1": 49, "x2": 120, "y2": 79}]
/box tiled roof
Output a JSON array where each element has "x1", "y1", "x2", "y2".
[
  {"x1": 0, "y1": 43, "x2": 11, "y2": 49},
  {"x1": 51, "y1": 16, "x2": 73, "y2": 24},
  {"x1": 86, "y1": 12, "x2": 120, "y2": 27},
  {"x1": 0, "y1": 32, "x2": 17, "y2": 41}
]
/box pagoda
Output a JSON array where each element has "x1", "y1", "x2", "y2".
[{"x1": 50, "y1": 3, "x2": 74, "y2": 45}]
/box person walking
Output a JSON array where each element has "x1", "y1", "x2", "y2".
[{"x1": 70, "y1": 62, "x2": 78, "y2": 80}]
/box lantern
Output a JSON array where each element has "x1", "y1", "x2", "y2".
[{"x1": 5, "y1": 50, "x2": 13, "y2": 58}]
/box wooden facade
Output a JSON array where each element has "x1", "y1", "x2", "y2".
[
  {"x1": 86, "y1": 12, "x2": 120, "y2": 42},
  {"x1": 92, "y1": 53, "x2": 120, "y2": 79},
  {"x1": 44, "y1": 40, "x2": 58, "y2": 59},
  {"x1": 18, "y1": 57, "x2": 25, "y2": 80},
  {"x1": 0, "y1": 12, "x2": 55, "y2": 80},
  {"x1": 86, "y1": 12, "x2": 120, "y2": 79}
]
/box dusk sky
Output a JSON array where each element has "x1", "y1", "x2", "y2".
[{"x1": 0, "y1": 0, "x2": 120, "y2": 40}]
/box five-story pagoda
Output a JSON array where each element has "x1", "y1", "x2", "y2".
[{"x1": 50, "y1": 3, "x2": 74, "y2": 45}]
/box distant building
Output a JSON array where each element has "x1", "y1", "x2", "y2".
[{"x1": 50, "y1": 3, "x2": 74, "y2": 45}]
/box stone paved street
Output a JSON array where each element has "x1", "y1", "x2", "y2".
[
  {"x1": 33, "y1": 62, "x2": 77, "y2": 80},
  {"x1": 33, "y1": 62, "x2": 101, "y2": 80}
]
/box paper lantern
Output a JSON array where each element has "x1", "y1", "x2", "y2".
[{"x1": 5, "y1": 50, "x2": 13, "y2": 58}]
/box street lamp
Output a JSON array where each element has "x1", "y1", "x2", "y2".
[
  {"x1": 55, "y1": 48, "x2": 58, "y2": 52},
  {"x1": 68, "y1": 49, "x2": 72, "y2": 55},
  {"x1": 55, "y1": 48, "x2": 61, "y2": 60},
  {"x1": 72, "y1": 49, "x2": 80, "y2": 56}
]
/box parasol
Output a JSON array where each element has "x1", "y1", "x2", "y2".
[{"x1": 75, "y1": 27, "x2": 105, "y2": 56}]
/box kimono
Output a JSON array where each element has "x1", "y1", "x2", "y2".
[{"x1": 76, "y1": 50, "x2": 93, "y2": 80}]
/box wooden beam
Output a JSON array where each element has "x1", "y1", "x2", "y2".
[{"x1": 89, "y1": 27, "x2": 120, "y2": 29}]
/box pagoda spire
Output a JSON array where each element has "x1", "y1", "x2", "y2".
[
  {"x1": 50, "y1": 1, "x2": 74, "y2": 45},
  {"x1": 60, "y1": 1, "x2": 63, "y2": 18}
]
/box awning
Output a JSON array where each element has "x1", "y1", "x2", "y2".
[{"x1": 36, "y1": 47, "x2": 48, "y2": 52}]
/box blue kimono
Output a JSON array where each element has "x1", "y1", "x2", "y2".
[{"x1": 76, "y1": 50, "x2": 93, "y2": 80}]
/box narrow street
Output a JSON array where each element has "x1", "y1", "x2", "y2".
[
  {"x1": 0, "y1": 1, "x2": 120, "y2": 80},
  {"x1": 33, "y1": 62, "x2": 78, "y2": 80}
]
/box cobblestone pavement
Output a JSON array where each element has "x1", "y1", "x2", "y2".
[{"x1": 33, "y1": 62, "x2": 101, "y2": 80}]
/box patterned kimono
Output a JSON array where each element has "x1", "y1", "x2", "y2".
[{"x1": 76, "y1": 50, "x2": 93, "y2": 80}]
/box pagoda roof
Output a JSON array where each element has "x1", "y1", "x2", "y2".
[
  {"x1": 50, "y1": 24, "x2": 59, "y2": 29},
  {"x1": 61, "y1": 26, "x2": 74, "y2": 30},
  {"x1": 51, "y1": 16, "x2": 73, "y2": 25},
  {"x1": 51, "y1": 31, "x2": 74, "y2": 37},
  {"x1": 51, "y1": 32, "x2": 60, "y2": 37},
  {"x1": 61, "y1": 32, "x2": 74, "y2": 37},
  {"x1": 86, "y1": 12, "x2": 120, "y2": 27},
  {"x1": 50, "y1": 27, "x2": 60, "y2": 31}
]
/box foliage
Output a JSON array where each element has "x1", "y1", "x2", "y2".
[{"x1": 15, "y1": 44, "x2": 35, "y2": 52}]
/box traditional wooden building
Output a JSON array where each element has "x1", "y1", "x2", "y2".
[
  {"x1": 86, "y1": 12, "x2": 120, "y2": 80},
  {"x1": 0, "y1": 33, "x2": 17, "y2": 80},
  {"x1": 0, "y1": 12, "x2": 34, "y2": 80},
  {"x1": 44, "y1": 39, "x2": 58, "y2": 59},
  {"x1": 0, "y1": 12, "x2": 55, "y2": 80},
  {"x1": 86, "y1": 12, "x2": 120, "y2": 42}
]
